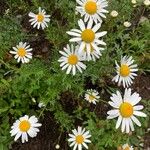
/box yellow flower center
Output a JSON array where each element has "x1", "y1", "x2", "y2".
[
  {"x1": 37, "y1": 13, "x2": 44, "y2": 22},
  {"x1": 120, "y1": 102, "x2": 133, "y2": 118},
  {"x1": 81, "y1": 29, "x2": 95, "y2": 43},
  {"x1": 17, "y1": 48, "x2": 27, "y2": 57},
  {"x1": 19, "y1": 120, "x2": 31, "y2": 132},
  {"x1": 124, "y1": 146, "x2": 130, "y2": 150},
  {"x1": 89, "y1": 95, "x2": 95, "y2": 101},
  {"x1": 120, "y1": 64, "x2": 130, "y2": 77},
  {"x1": 85, "y1": 1, "x2": 97, "y2": 15},
  {"x1": 76, "y1": 135, "x2": 84, "y2": 144},
  {"x1": 68, "y1": 54, "x2": 78, "y2": 65}
]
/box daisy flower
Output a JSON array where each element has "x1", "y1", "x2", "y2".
[
  {"x1": 67, "y1": 19, "x2": 107, "y2": 54},
  {"x1": 68, "y1": 126, "x2": 91, "y2": 150},
  {"x1": 58, "y1": 44, "x2": 86, "y2": 75},
  {"x1": 122, "y1": 144, "x2": 134, "y2": 150},
  {"x1": 123, "y1": 21, "x2": 132, "y2": 28},
  {"x1": 81, "y1": 43, "x2": 104, "y2": 61},
  {"x1": 76, "y1": 0, "x2": 108, "y2": 23},
  {"x1": 112, "y1": 55, "x2": 138, "y2": 88},
  {"x1": 10, "y1": 42, "x2": 32, "y2": 63},
  {"x1": 10, "y1": 115, "x2": 42, "y2": 143},
  {"x1": 85, "y1": 89, "x2": 100, "y2": 104},
  {"x1": 29, "y1": 7, "x2": 50, "y2": 29},
  {"x1": 107, "y1": 88, "x2": 147, "y2": 133}
]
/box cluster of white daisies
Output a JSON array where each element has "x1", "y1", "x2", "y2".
[{"x1": 9, "y1": 0, "x2": 147, "y2": 150}]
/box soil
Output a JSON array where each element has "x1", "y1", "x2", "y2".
[{"x1": 11, "y1": 74, "x2": 150, "y2": 150}]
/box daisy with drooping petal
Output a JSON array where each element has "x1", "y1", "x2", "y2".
[
  {"x1": 85, "y1": 89, "x2": 100, "y2": 104},
  {"x1": 58, "y1": 44, "x2": 86, "y2": 75},
  {"x1": 10, "y1": 115, "x2": 42, "y2": 143},
  {"x1": 81, "y1": 43, "x2": 104, "y2": 61},
  {"x1": 67, "y1": 19, "x2": 107, "y2": 54},
  {"x1": 68, "y1": 126, "x2": 91, "y2": 150},
  {"x1": 107, "y1": 88, "x2": 147, "y2": 133},
  {"x1": 122, "y1": 144, "x2": 134, "y2": 150},
  {"x1": 29, "y1": 7, "x2": 50, "y2": 29},
  {"x1": 10, "y1": 42, "x2": 32, "y2": 63},
  {"x1": 112, "y1": 55, "x2": 138, "y2": 88},
  {"x1": 76, "y1": 0, "x2": 108, "y2": 23}
]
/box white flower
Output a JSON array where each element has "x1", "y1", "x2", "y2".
[
  {"x1": 76, "y1": 0, "x2": 108, "y2": 23},
  {"x1": 112, "y1": 55, "x2": 138, "y2": 88},
  {"x1": 131, "y1": 0, "x2": 137, "y2": 4},
  {"x1": 80, "y1": 42, "x2": 104, "y2": 61},
  {"x1": 38, "y1": 102, "x2": 45, "y2": 108},
  {"x1": 144, "y1": 0, "x2": 150, "y2": 6},
  {"x1": 10, "y1": 115, "x2": 42, "y2": 143},
  {"x1": 10, "y1": 42, "x2": 32, "y2": 63},
  {"x1": 68, "y1": 126, "x2": 91, "y2": 150},
  {"x1": 107, "y1": 88, "x2": 147, "y2": 133},
  {"x1": 67, "y1": 19, "x2": 107, "y2": 54},
  {"x1": 122, "y1": 144, "x2": 134, "y2": 150},
  {"x1": 123, "y1": 21, "x2": 132, "y2": 27},
  {"x1": 29, "y1": 7, "x2": 50, "y2": 29},
  {"x1": 85, "y1": 89, "x2": 100, "y2": 104},
  {"x1": 58, "y1": 44, "x2": 86, "y2": 75},
  {"x1": 110, "y1": 10, "x2": 118, "y2": 17},
  {"x1": 55, "y1": 144, "x2": 60, "y2": 149}
]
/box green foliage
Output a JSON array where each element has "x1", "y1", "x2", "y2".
[{"x1": 0, "y1": 0, "x2": 149, "y2": 149}]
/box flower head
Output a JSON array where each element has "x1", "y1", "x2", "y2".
[
  {"x1": 123, "y1": 21, "x2": 132, "y2": 28},
  {"x1": 68, "y1": 126, "x2": 91, "y2": 150},
  {"x1": 144, "y1": 0, "x2": 150, "y2": 6},
  {"x1": 122, "y1": 144, "x2": 134, "y2": 150},
  {"x1": 29, "y1": 7, "x2": 50, "y2": 29},
  {"x1": 112, "y1": 56, "x2": 138, "y2": 88},
  {"x1": 85, "y1": 89, "x2": 100, "y2": 104},
  {"x1": 110, "y1": 10, "x2": 118, "y2": 17},
  {"x1": 107, "y1": 88, "x2": 147, "y2": 133},
  {"x1": 131, "y1": 0, "x2": 137, "y2": 4},
  {"x1": 67, "y1": 19, "x2": 107, "y2": 54},
  {"x1": 10, "y1": 42, "x2": 32, "y2": 63},
  {"x1": 76, "y1": 0, "x2": 108, "y2": 23},
  {"x1": 58, "y1": 44, "x2": 86, "y2": 75},
  {"x1": 10, "y1": 115, "x2": 42, "y2": 143}
]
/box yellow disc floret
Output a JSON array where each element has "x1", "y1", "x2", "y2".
[
  {"x1": 81, "y1": 29, "x2": 95, "y2": 43},
  {"x1": 120, "y1": 64, "x2": 130, "y2": 77},
  {"x1": 89, "y1": 94, "x2": 95, "y2": 101},
  {"x1": 120, "y1": 102, "x2": 133, "y2": 118},
  {"x1": 68, "y1": 54, "x2": 78, "y2": 65},
  {"x1": 85, "y1": 1, "x2": 97, "y2": 15},
  {"x1": 76, "y1": 135, "x2": 84, "y2": 144},
  {"x1": 124, "y1": 146, "x2": 130, "y2": 150},
  {"x1": 17, "y1": 48, "x2": 27, "y2": 57},
  {"x1": 19, "y1": 120, "x2": 31, "y2": 132},
  {"x1": 37, "y1": 13, "x2": 44, "y2": 22}
]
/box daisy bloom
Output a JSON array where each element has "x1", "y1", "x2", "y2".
[
  {"x1": 10, "y1": 42, "x2": 32, "y2": 63},
  {"x1": 144, "y1": 0, "x2": 150, "y2": 6},
  {"x1": 107, "y1": 88, "x2": 147, "y2": 133},
  {"x1": 68, "y1": 126, "x2": 91, "y2": 150},
  {"x1": 122, "y1": 144, "x2": 133, "y2": 150},
  {"x1": 81, "y1": 43, "x2": 104, "y2": 61},
  {"x1": 112, "y1": 55, "x2": 138, "y2": 88},
  {"x1": 29, "y1": 7, "x2": 50, "y2": 29},
  {"x1": 131, "y1": 0, "x2": 137, "y2": 4},
  {"x1": 58, "y1": 44, "x2": 86, "y2": 75},
  {"x1": 10, "y1": 115, "x2": 42, "y2": 143},
  {"x1": 123, "y1": 21, "x2": 132, "y2": 28},
  {"x1": 38, "y1": 102, "x2": 46, "y2": 108},
  {"x1": 76, "y1": 0, "x2": 108, "y2": 23},
  {"x1": 67, "y1": 19, "x2": 107, "y2": 54},
  {"x1": 85, "y1": 89, "x2": 100, "y2": 104},
  {"x1": 110, "y1": 10, "x2": 118, "y2": 17}
]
